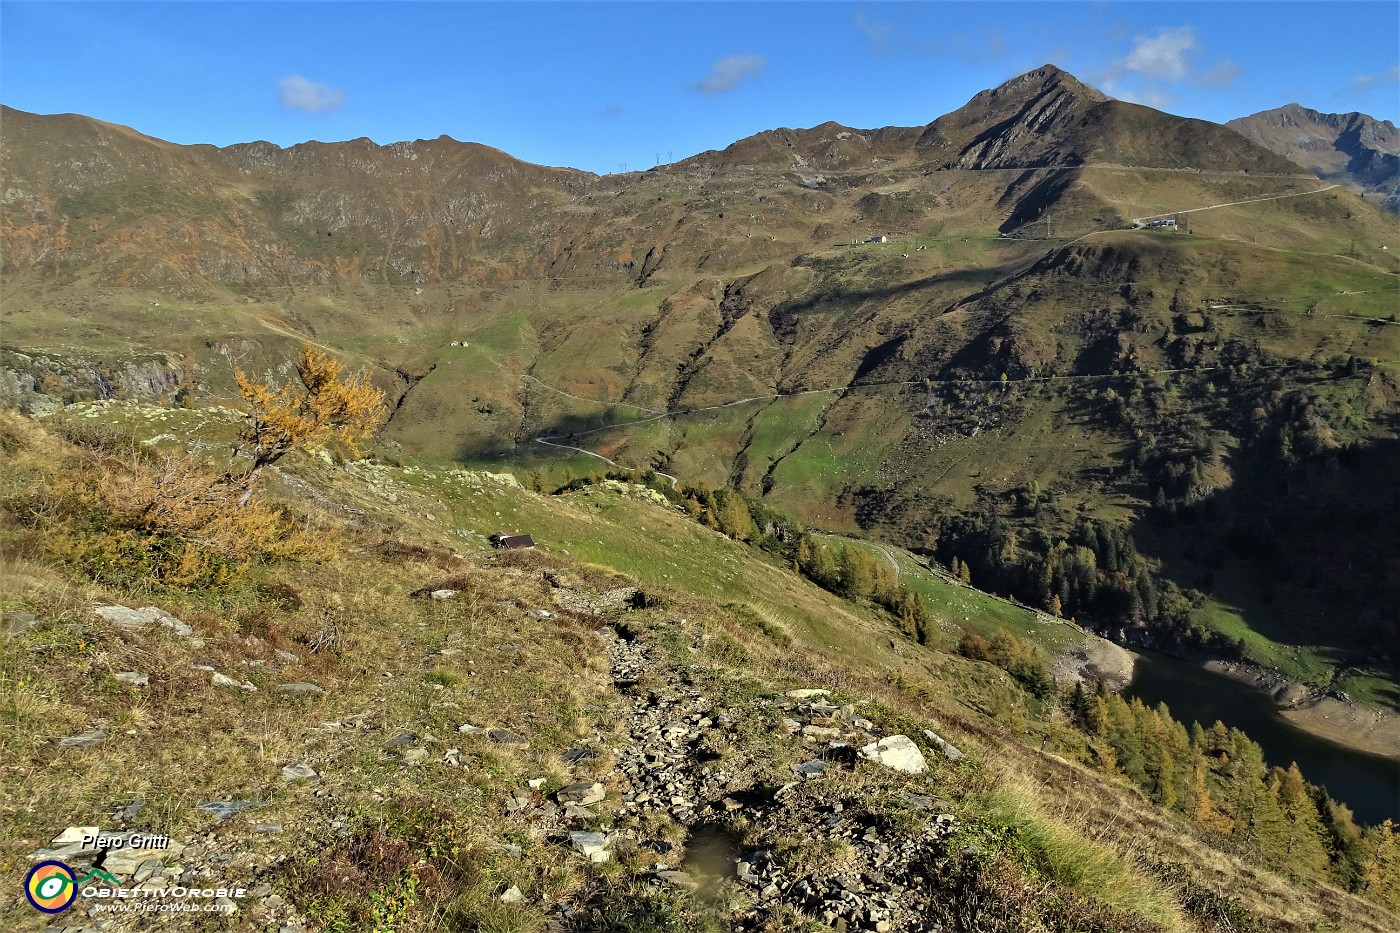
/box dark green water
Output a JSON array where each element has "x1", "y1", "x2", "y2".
[{"x1": 1124, "y1": 651, "x2": 1400, "y2": 826}]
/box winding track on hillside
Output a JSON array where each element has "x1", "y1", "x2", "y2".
[
  {"x1": 532, "y1": 434, "x2": 680, "y2": 489},
  {"x1": 1131, "y1": 183, "x2": 1339, "y2": 225},
  {"x1": 522, "y1": 374, "x2": 664, "y2": 415}
]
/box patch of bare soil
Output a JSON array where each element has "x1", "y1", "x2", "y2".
[
  {"x1": 1052, "y1": 636, "x2": 1137, "y2": 691},
  {"x1": 1282, "y1": 699, "x2": 1400, "y2": 760}
]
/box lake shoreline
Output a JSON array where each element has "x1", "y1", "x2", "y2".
[
  {"x1": 1051, "y1": 633, "x2": 1138, "y2": 691},
  {"x1": 1200, "y1": 658, "x2": 1400, "y2": 761}
]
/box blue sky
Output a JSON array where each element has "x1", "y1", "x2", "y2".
[{"x1": 2, "y1": 2, "x2": 1397, "y2": 174}]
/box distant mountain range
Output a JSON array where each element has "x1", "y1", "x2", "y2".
[
  {"x1": 1228, "y1": 103, "x2": 1400, "y2": 210},
  {"x1": 2, "y1": 66, "x2": 1397, "y2": 690}
]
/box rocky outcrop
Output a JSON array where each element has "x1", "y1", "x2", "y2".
[{"x1": 0, "y1": 348, "x2": 181, "y2": 411}]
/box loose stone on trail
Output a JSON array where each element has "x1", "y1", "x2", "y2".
[
  {"x1": 198, "y1": 800, "x2": 261, "y2": 822},
  {"x1": 281, "y1": 760, "x2": 320, "y2": 782},
  {"x1": 859, "y1": 735, "x2": 928, "y2": 774},
  {"x1": 95, "y1": 605, "x2": 194, "y2": 637}
]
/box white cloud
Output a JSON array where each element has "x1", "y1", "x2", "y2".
[
  {"x1": 855, "y1": 10, "x2": 895, "y2": 56},
  {"x1": 923, "y1": 29, "x2": 1006, "y2": 65},
  {"x1": 279, "y1": 75, "x2": 345, "y2": 114},
  {"x1": 1122, "y1": 26, "x2": 1196, "y2": 80},
  {"x1": 1097, "y1": 25, "x2": 1234, "y2": 99},
  {"x1": 1354, "y1": 65, "x2": 1400, "y2": 90},
  {"x1": 694, "y1": 54, "x2": 768, "y2": 96},
  {"x1": 854, "y1": 10, "x2": 1005, "y2": 66}
]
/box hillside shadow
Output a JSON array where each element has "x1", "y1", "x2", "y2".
[
  {"x1": 769, "y1": 256, "x2": 1036, "y2": 342},
  {"x1": 451, "y1": 407, "x2": 663, "y2": 465},
  {"x1": 1130, "y1": 418, "x2": 1400, "y2": 678}
]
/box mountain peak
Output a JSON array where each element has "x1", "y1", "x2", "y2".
[
  {"x1": 914, "y1": 66, "x2": 1110, "y2": 169},
  {"x1": 1228, "y1": 105, "x2": 1399, "y2": 206},
  {"x1": 1231, "y1": 103, "x2": 1399, "y2": 139},
  {"x1": 980, "y1": 64, "x2": 1109, "y2": 105},
  {"x1": 913, "y1": 65, "x2": 1299, "y2": 174}
]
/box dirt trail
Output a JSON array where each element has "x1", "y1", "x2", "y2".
[
  {"x1": 1132, "y1": 183, "x2": 1338, "y2": 225},
  {"x1": 531, "y1": 435, "x2": 679, "y2": 488}
]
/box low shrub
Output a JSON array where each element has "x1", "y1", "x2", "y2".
[{"x1": 19, "y1": 449, "x2": 336, "y2": 589}]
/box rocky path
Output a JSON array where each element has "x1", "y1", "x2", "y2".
[{"x1": 574, "y1": 624, "x2": 969, "y2": 931}]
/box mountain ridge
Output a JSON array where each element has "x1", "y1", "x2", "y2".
[{"x1": 1228, "y1": 102, "x2": 1400, "y2": 209}]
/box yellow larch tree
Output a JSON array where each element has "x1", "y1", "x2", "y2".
[{"x1": 225, "y1": 345, "x2": 388, "y2": 506}]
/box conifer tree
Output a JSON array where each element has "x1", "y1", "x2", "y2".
[
  {"x1": 1360, "y1": 820, "x2": 1400, "y2": 910},
  {"x1": 1192, "y1": 764, "x2": 1234, "y2": 835},
  {"x1": 1068, "y1": 681, "x2": 1093, "y2": 731},
  {"x1": 713, "y1": 489, "x2": 757, "y2": 541},
  {"x1": 1272, "y1": 764, "x2": 1331, "y2": 875},
  {"x1": 838, "y1": 544, "x2": 876, "y2": 598},
  {"x1": 795, "y1": 535, "x2": 812, "y2": 575},
  {"x1": 227, "y1": 345, "x2": 387, "y2": 507},
  {"x1": 1325, "y1": 799, "x2": 1367, "y2": 890},
  {"x1": 806, "y1": 540, "x2": 839, "y2": 591}
]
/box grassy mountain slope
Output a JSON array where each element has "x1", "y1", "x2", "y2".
[{"x1": 2, "y1": 405, "x2": 1398, "y2": 931}]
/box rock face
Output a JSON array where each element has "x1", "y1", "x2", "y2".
[
  {"x1": 859, "y1": 735, "x2": 928, "y2": 774},
  {"x1": 1228, "y1": 104, "x2": 1400, "y2": 209},
  {"x1": 0, "y1": 353, "x2": 181, "y2": 412}
]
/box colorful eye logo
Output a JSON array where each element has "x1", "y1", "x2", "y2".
[{"x1": 25, "y1": 860, "x2": 77, "y2": 913}]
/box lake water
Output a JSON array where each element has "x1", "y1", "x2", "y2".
[{"x1": 1124, "y1": 651, "x2": 1400, "y2": 826}]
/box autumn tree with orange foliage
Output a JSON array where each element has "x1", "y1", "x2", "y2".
[{"x1": 226, "y1": 346, "x2": 387, "y2": 506}]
